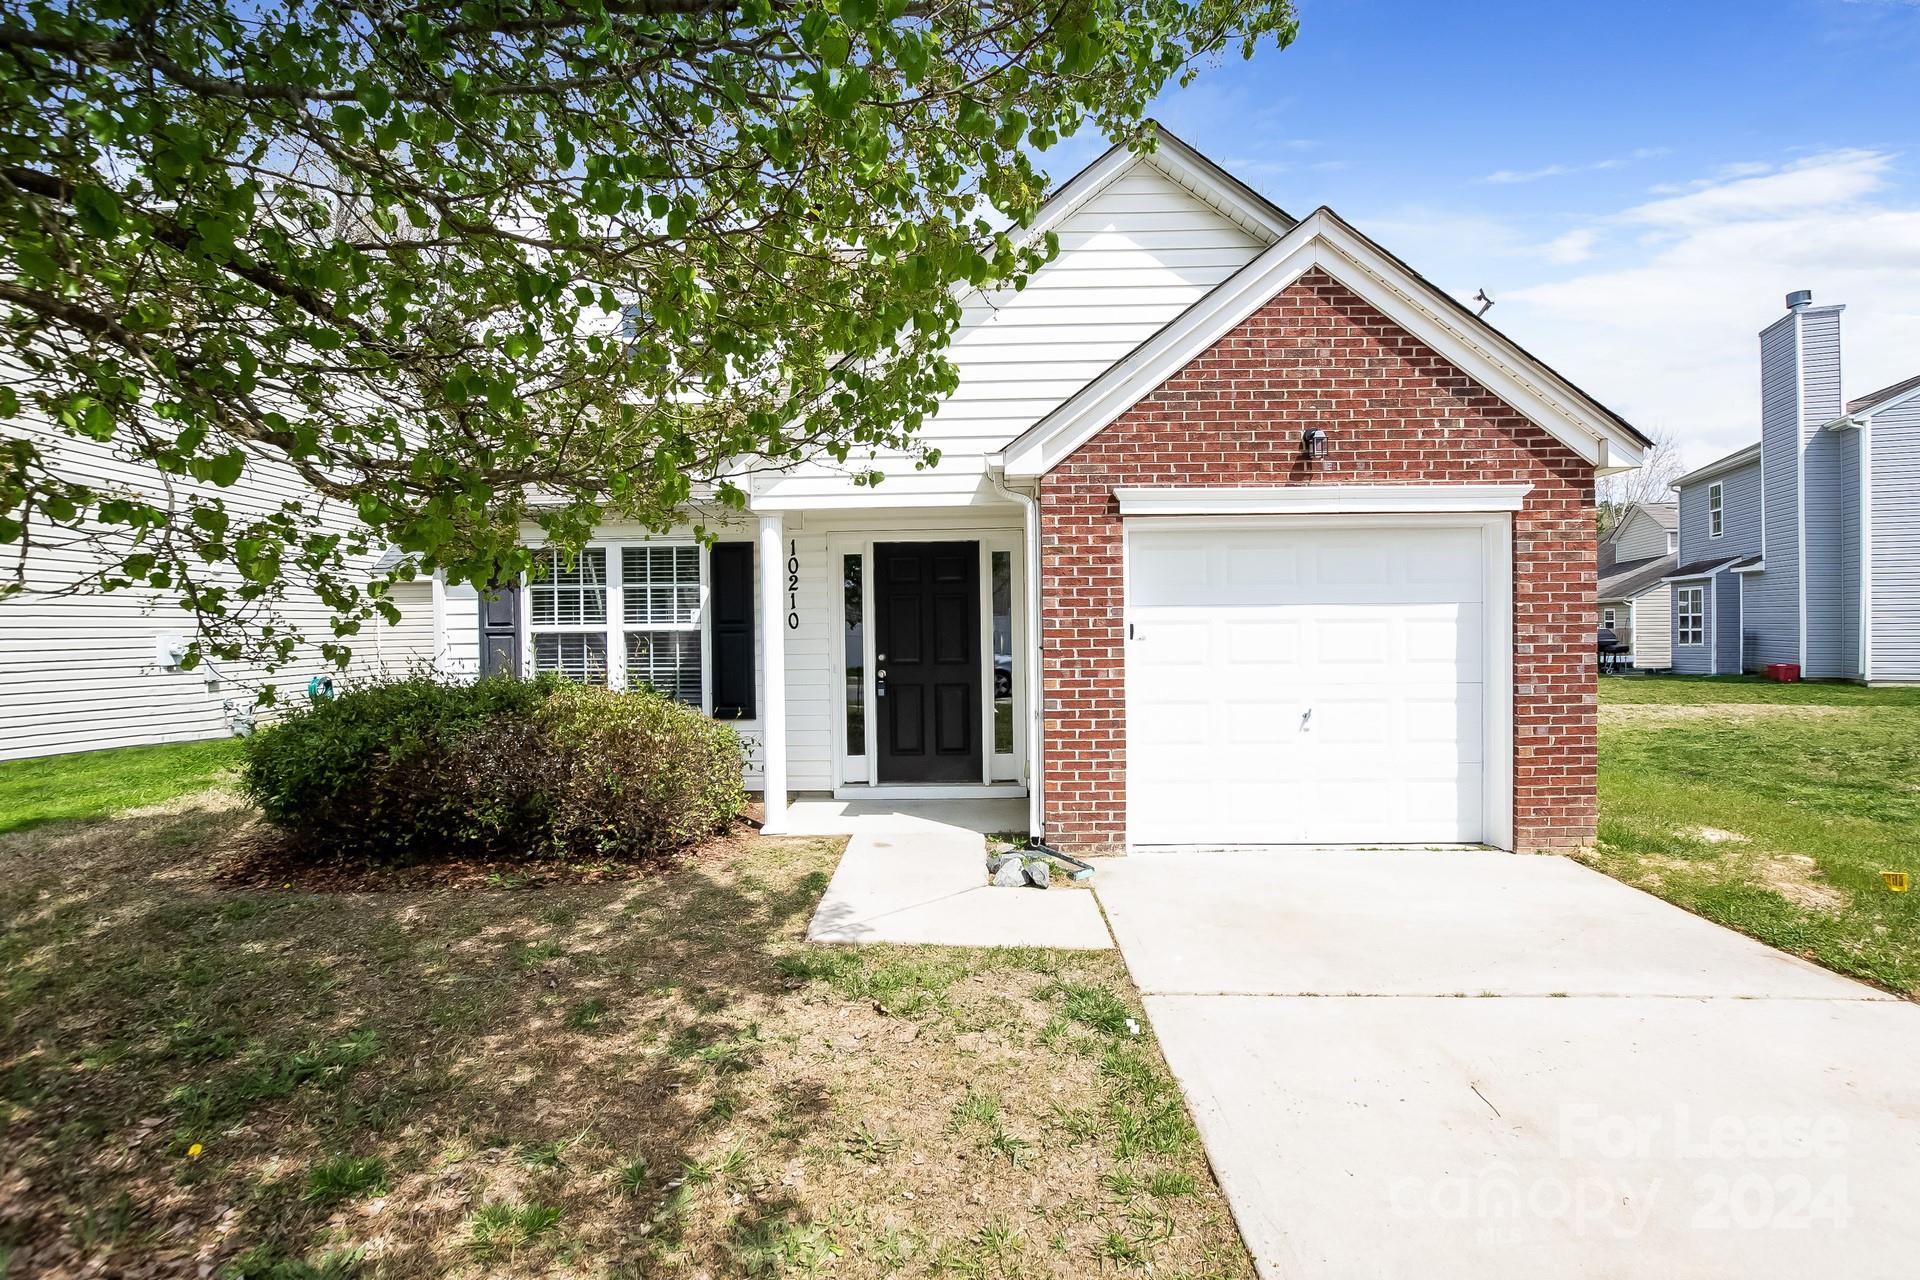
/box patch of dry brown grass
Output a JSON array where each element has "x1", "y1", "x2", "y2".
[
  {"x1": 0, "y1": 792, "x2": 1251, "y2": 1279},
  {"x1": 1597, "y1": 702, "x2": 1863, "y2": 727}
]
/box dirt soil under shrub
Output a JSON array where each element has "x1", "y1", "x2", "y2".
[{"x1": 0, "y1": 784, "x2": 1253, "y2": 1279}]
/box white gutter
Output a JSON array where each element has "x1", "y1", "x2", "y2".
[{"x1": 989, "y1": 462, "x2": 1045, "y2": 841}]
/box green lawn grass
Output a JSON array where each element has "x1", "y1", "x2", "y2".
[
  {"x1": 0, "y1": 757, "x2": 1249, "y2": 1278},
  {"x1": 1599, "y1": 673, "x2": 1920, "y2": 707},
  {"x1": 0, "y1": 737, "x2": 245, "y2": 835},
  {"x1": 1593, "y1": 676, "x2": 1920, "y2": 993}
]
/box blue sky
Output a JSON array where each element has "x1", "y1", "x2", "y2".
[{"x1": 1052, "y1": 0, "x2": 1920, "y2": 469}]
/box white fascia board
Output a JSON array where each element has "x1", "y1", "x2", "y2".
[
  {"x1": 748, "y1": 490, "x2": 999, "y2": 512},
  {"x1": 1674, "y1": 442, "x2": 1762, "y2": 489},
  {"x1": 1731, "y1": 562, "x2": 1769, "y2": 574},
  {"x1": 1003, "y1": 210, "x2": 1641, "y2": 478},
  {"x1": 1143, "y1": 131, "x2": 1294, "y2": 242},
  {"x1": 1115, "y1": 483, "x2": 1533, "y2": 516},
  {"x1": 1014, "y1": 141, "x2": 1139, "y2": 244},
  {"x1": 1016, "y1": 132, "x2": 1292, "y2": 252}
]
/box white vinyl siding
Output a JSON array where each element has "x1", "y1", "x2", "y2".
[
  {"x1": 1630, "y1": 584, "x2": 1673, "y2": 670},
  {"x1": 751, "y1": 160, "x2": 1267, "y2": 507},
  {"x1": 0, "y1": 424, "x2": 435, "y2": 761},
  {"x1": 1605, "y1": 507, "x2": 1672, "y2": 562},
  {"x1": 440, "y1": 583, "x2": 482, "y2": 678}
]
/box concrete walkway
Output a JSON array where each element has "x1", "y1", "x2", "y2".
[
  {"x1": 1096, "y1": 847, "x2": 1920, "y2": 1280},
  {"x1": 798, "y1": 799, "x2": 1112, "y2": 949}
]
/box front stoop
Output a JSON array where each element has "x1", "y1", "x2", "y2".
[{"x1": 801, "y1": 804, "x2": 1111, "y2": 949}]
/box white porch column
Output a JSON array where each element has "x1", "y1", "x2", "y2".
[{"x1": 756, "y1": 514, "x2": 788, "y2": 834}]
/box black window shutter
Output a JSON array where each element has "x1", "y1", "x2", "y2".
[
  {"x1": 478, "y1": 582, "x2": 521, "y2": 677},
  {"x1": 708, "y1": 543, "x2": 756, "y2": 719}
]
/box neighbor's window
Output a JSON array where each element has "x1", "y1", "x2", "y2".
[
  {"x1": 1708, "y1": 482, "x2": 1724, "y2": 538},
  {"x1": 1601, "y1": 607, "x2": 1616, "y2": 630},
  {"x1": 1677, "y1": 586, "x2": 1705, "y2": 646},
  {"x1": 622, "y1": 545, "x2": 703, "y2": 705},
  {"x1": 529, "y1": 548, "x2": 609, "y2": 683},
  {"x1": 843, "y1": 553, "x2": 865, "y2": 755},
  {"x1": 991, "y1": 550, "x2": 1014, "y2": 755}
]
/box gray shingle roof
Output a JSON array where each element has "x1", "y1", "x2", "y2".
[
  {"x1": 1847, "y1": 372, "x2": 1920, "y2": 416},
  {"x1": 1668, "y1": 553, "x2": 1762, "y2": 579},
  {"x1": 1598, "y1": 553, "x2": 1676, "y2": 601}
]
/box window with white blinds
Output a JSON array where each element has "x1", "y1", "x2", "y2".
[
  {"x1": 522, "y1": 543, "x2": 706, "y2": 705},
  {"x1": 623, "y1": 545, "x2": 701, "y2": 625},
  {"x1": 534, "y1": 633, "x2": 609, "y2": 684},
  {"x1": 528, "y1": 549, "x2": 610, "y2": 685},
  {"x1": 528, "y1": 548, "x2": 607, "y2": 627},
  {"x1": 622, "y1": 545, "x2": 703, "y2": 705}
]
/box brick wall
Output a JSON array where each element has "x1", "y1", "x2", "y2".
[{"x1": 1037, "y1": 269, "x2": 1597, "y2": 853}]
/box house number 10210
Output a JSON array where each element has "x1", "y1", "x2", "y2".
[{"x1": 786, "y1": 540, "x2": 800, "y2": 630}]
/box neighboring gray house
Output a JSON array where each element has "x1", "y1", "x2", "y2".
[
  {"x1": 1596, "y1": 501, "x2": 1677, "y2": 668},
  {"x1": 1668, "y1": 290, "x2": 1920, "y2": 683}
]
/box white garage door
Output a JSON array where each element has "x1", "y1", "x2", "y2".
[{"x1": 1127, "y1": 521, "x2": 1493, "y2": 846}]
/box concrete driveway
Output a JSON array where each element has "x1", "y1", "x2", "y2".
[{"x1": 1095, "y1": 848, "x2": 1920, "y2": 1280}]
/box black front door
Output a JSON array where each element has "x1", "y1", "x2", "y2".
[{"x1": 876, "y1": 542, "x2": 981, "y2": 783}]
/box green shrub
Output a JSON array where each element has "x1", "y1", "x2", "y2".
[
  {"x1": 538, "y1": 684, "x2": 747, "y2": 861},
  {"x1": 242, "y1": 675, "x2": 744, "y2": 865}
]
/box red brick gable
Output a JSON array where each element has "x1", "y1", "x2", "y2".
[{"x1": 1037, "y1": 268, "x2": 1597, "y2": 852}]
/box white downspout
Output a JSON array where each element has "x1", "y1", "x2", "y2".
[{"x1": 990, "y1": 464, "x2": 1045, "y2": 841}]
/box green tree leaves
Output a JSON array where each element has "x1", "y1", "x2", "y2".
[{"x1": 0, "y1": 0, "x2": 1297, "y2": 672}]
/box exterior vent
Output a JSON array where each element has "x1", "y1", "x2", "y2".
[{"x1": 1785, "y1": 289, "x2": 1813, "y2": 310}]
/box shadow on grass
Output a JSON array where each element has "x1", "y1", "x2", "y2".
[{"x1": 0, "y1": 798, "x2": 841, "y2": 1277}]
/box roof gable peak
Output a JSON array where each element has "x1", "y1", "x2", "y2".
[{"x1": 1000, "y1": 206, "x2": 1647, "y2": 478}]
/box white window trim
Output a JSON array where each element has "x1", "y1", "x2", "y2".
[
  {"x1": 1708, "y1": 482, "x2": 1725, "y2": 538},
  {"x1": 1601, "y1": 607, "x2": 1617, "y2": 629},
  {"x1": 1677, "y1": 585, "x2": 1706, "y2": 647},
  {"x1": 1114, "y1": 483, "x2": 1532, "y2": 517},
  {"x1": 522, "y1": 540, "x2": 711, "y2": 709}
]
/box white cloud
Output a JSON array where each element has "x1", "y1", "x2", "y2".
[
  {"x1": 1541, "y1": 227, "x2": 1600, "y2": 265},
  {"x1": 1494, "y1": 149, "x2": 1920, "y2": 466},
  {"x1": 1480, "y1": 147, "x2": 1669, "y2": 185},
  {"x1": 1617, "y1": 149, "x2": 1891, "y2": 227}
]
